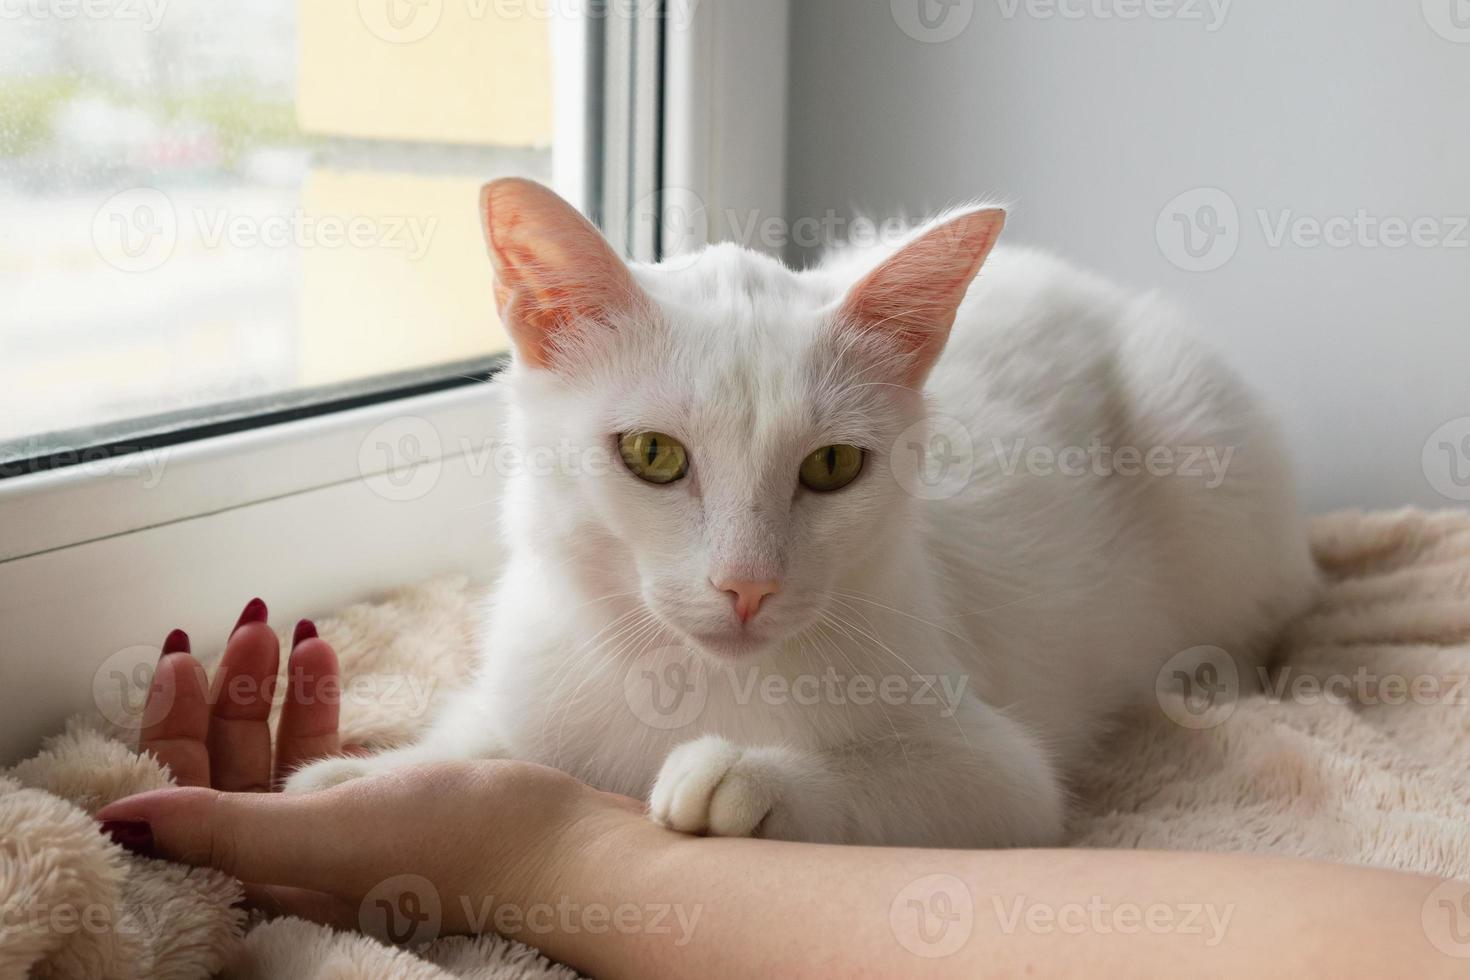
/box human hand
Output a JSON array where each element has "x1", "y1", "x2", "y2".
[
  {"x1": 96, "y1": 599, "x2": 649, "y2": 939},
  {"x1": 124, "y1": 597, "x2": 348, "y2": 793}
]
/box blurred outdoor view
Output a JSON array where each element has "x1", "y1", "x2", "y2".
[{"x1": 0, "y1": 1, "x2": 560, "y2": 462}]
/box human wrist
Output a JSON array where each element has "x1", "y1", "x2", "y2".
[
  {"x1": 551, "y1": 788, "x2": 672, "y2": 907},
  {"x1": 521, "y1": 788, "x2": 692, "y2": 976}
]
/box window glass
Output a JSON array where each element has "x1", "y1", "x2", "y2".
[{"x1": 1, "y1": 1, "x2": 575, "y2": 466}]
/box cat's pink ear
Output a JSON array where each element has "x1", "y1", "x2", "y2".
[
  {"x1": 480, "y1": 178, "x2": 647, "y2": 370},
  {"x1": 837, "y1": 208, "x2": 1005, "y2": 386}
]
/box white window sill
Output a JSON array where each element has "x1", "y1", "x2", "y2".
[{"x1": 0, "y1": 382, "x2": 507, "y2": 764}]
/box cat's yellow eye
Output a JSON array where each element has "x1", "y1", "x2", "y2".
[
  {"x1": 619, "y1": 432, "x2": 690, "y2": 485},
  {"x1": 799, "y1": 444, "x2": 864, "y2": 492}
]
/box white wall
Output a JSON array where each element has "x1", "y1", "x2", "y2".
[{"x1": 786, "y1": 0, "x2": 1470, "y2": 512}]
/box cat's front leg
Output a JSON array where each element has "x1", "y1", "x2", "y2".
[
  {"x1": 283, "y1": 742, "x2": 462, "y2": 794},
  {"x1": 282, "y1": 691, "x2": 506, "y2": 794},
  {"x1": 649, "y1": 734, "x2": 850, "y2": 841},
  {"x1": 649, "y1": 704, "x2": 1067, "y2": 848}
]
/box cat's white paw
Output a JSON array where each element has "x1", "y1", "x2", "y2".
[
  {"x1": 282, "y1": 756, "x2": 375, "y2": 795},
  {"x1": 649, "y1": 735, "x2": 785, "y2": 838}
]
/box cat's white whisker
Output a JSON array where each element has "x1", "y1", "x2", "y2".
[
  {"x1": 815, "y1": 608, "x2": 917, "y2": 771},
  {"x1": 829, "y1": 588, "x2": 975, "y2": 647}
]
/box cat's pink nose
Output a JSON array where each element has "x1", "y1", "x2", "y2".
[{"x1": 713, "y1": 579, "x2": 780, "y2": 624}]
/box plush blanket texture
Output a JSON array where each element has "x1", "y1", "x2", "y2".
[{"x1": 4, "y1": 507, "x2": 1469, "y2": 977}]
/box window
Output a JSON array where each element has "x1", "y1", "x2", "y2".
[{"x1": 1, "y1": 0, "x2": 598, "y2": 472}]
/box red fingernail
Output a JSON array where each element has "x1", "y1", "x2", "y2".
[
  {"x1": 292, "y1": 618, "x2": 318, "y2": 648},
  {"x1": 100, "y1": 819, "x2": 154, "y2": 858},
  {"x1": 233, "y1": 597, "x2": 268, "y2": 634},
  {"x1": 161, "y1": 628, "x2": 190, "y2": 656}
]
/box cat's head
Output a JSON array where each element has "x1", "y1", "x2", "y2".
[{"x1": 481, "y1": 178, "x2": 1002, "y2": 661}]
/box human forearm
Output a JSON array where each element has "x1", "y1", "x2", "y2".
[
  {"x1": 553, "y1": 818, "x2": 1460, "y2": 980},
  {"x1": 100, "y1": 763, "x2": 1460, "y2": 979}
]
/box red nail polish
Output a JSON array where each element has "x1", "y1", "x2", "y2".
[
  {"x1": 99, "y1": 819, "x2": 154, "y2": 858},
  {"x1": 161, "y1": 628, "x2": 190, "y2": 656},
  {"x1": 233, "y1": 597, "x2": 268, "y2": 634},
  {"x1": 292, "y1": 619, "x2": 318, "y2": 648}
]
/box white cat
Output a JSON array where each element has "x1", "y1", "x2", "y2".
[{"x1": 287, "y1": 178, "x2": 1318, "y2": 848}]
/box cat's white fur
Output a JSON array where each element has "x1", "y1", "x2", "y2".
[{"x1": 288, "y1": 180, "x2": 1318, "y2": 848}]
